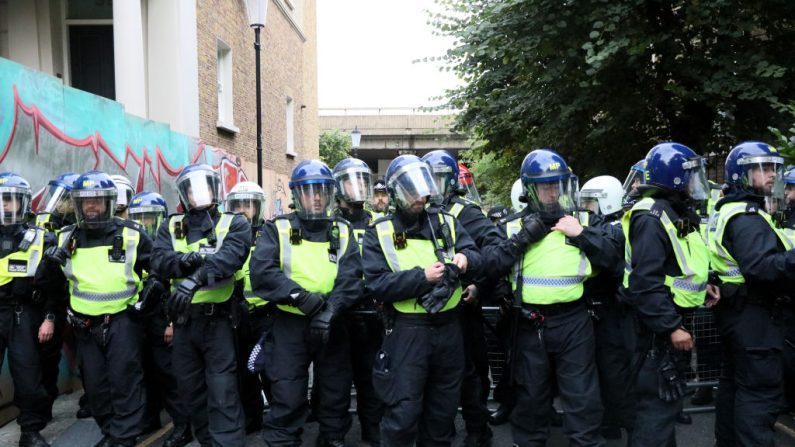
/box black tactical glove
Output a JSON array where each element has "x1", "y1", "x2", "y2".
[
  {"x1": 169, "y1": 273, "x2": 203, "y2": 315},
  {"x1": 418, "y1": 264, "x2": 460, "y2": 314},
  {"x1": 135, "y1": 276, "x2": 167, "y2": 316},
  {"x1": 511, "y1": 214, "x2": 548, "y2": 250},
  {"x1": 178, "y1": 252, "x2": 203, "y2": 274},
  {"x1": 44, "y1": 245, "x2": 69, "y2": 267},
  {"x1": 657, "y1": 352, "x2": 686, "y2": 402},
  {"x1": 291, "y1": 291, "x2": 325, "y2": 317},
  {"x1": 310, "y1": 303, "x2": 338, "y2": 347}
]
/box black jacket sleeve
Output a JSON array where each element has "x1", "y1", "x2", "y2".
[
  {"x1": 151, "y1": 219, "x2": 184, "y2": 279},
  {"x1": 133, "y1": 229, "x2": 153, "y2": 278},
  {"x1": 39, "y1": 231, "x2": 65, "y2": 314},
  {"x1": 200, "y1": 214, "x2": 251, "y2": 283},
  {"x1": 249, "y1": 220, "x2": 303, "y2": 304},
  {"x1": 481, "y1": 221, "x2": 522, "y2": 281},
  {"x1": 569, "y1": 215, "x2": 623, "y2": 275},
  {"x1": 625, "y1": 213, "x2": 682, "y2": 335},
  {"x1": 362, "y1": 225, "x2": 433, "y2": 304},
  {"x1": 456, "y1": 205, "x2": 504, "y2": 250},
  {"x1": 453, "y1": 218, "x2": 482, "y2": 283},
  {"x1": 326, "y1": 225, "x2": 363, "y2": 310},
  {"x1": 724, "y1": 213, "x2": 795, "y2": 290}
]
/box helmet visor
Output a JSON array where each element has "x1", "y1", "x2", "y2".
[
  {"x1": 334, "y1": 168, "x2": 372, "y2": 204},
  {"x1": 428, "y1": 164, "x2": 454, "y2": 202},
  {"x1": 177, "y1": 171, "x2": 220, "y2": 211},
  {"x1": 226, "y1": 193, "x2": 265, "y2": 224},
  {"x1": 115, "y1": 184, "x2": 135, "y2": 211},
  {"x1": 738, "y1": 155, "x2": 785, "y2": 199},
  {"x1": 0, "y1": 188, "x2": 30, "y2": 225},
  {"x1": 524, "y1": 179, "x2": 576, "y2": 220},
  {"x1": 73, "y1": 189, "x2": 116, "y2": 229},
  {"x1": 622, "y1": 169, "x2": 645, "y2": 199},
  {"x1": 579, "y1": 190, "x2": 607, "y2": 215},
  {"x1": 388, "y1": 162, "x2": 439, "y2": 210},
  {"x1": 459, "y1": 174, "x2": 482, "y2": 205},
  {"x1": 128, "y1": 206, "x2": 165, "y2": 237},
  {"x1": 40, "y1": 185, "x2": 73, "y2": 216},
  {"x1": 293, "y1": 183, "x2": 335, "y2": 220}
]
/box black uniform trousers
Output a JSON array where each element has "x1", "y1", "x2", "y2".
[
  {"x1": 0, "y1": 304, "x2": 51, "y2": 432},
  {"x1": 374, "y1": 310, "x2": 464, "y2": 447},
  {"x1": 173, "y1": 305, "x2": 246, "y2": 446},
  {"x1": 592, "y1": 301, "x2": 636, "y2": 432},
  {"x1": 262, "y1": 310, "x2": 352, "y2": 446},
  {"x1": 714, "y1": 301, "x2": 787, "y2": 447},
  {"x1": 629, "y1": 339, "x2": 688, "y2": 447},
  {"x1": 345, "y1": 310, "x2": 384, "y2": 439},
  {"x1": 459, "y1": 303, "x2": 491, "y2": 436},
  {"x1": 510, "y1": 306, "x2": 604, "y2": 447},
  {"x1": 75, "y1": 311, "x2": 146, "y2": 443},
  {"x1": 38, "y1": 308, "x2": 65, "y2": 416},
  {"x1": 238, "y1": 307, "x2": 273, "y2": 432},
  {"x1": 142, "y1": 311, "x2": 188, "y2": 429}
]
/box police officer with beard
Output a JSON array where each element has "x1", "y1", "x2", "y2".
[
  {"x1": 250, "y1": 160, "x2": 362, "y2": 447},
  {"x1": 363, "y1": 154, "x2": 480, "y2": 446},
  {"x1": 423, "y1": 150, "x2": 502, "y2": 446},
  {"x1": 332, "y1": 157, "x2": 384, "y2": 446},
  {"x1": 151, "y1": 164, "x2": 250, "y2": 446},
  {"x1": 709, "y1": 142, "x2": 795, "y2": 447},
  {"x1": 483, "y1": 149, "x2": 618, "y2": 447},
  {"x1": 39, "y1": 171, "x2": 152, "y2": 447}
]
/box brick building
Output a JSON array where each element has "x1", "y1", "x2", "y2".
[{"x1": 0, "y1": 0, "x2": 318, "y2": 216}]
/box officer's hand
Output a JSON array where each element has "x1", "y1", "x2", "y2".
[
  {"x1": 462, "y1": 284, "x2": 479, "y2": 304},
  {"x1": 670, "y1": 327, "x2": 694, "y2": 351},
  {"x1": 310, "y1": 304, "x2": 338, "y2": 346},
  {"x1": 424, "y1": 262, "x2": 445, "y2": 284},
  {"x1": 179, "y1": 252, "x2": 203, "y2": 274},
  {"x1": 552, "y1": 215, "x2": 584, "y2": 238},
  {"x1": 452, "y1": 253, "x2": 468, "y2": 273},
  {"x1": 705, "y1": 284, "x2": 721, "y2": 308},
  {"x1": 169, "y1": 275, "x2": 202, "y2": 315},
  {"x1": 164, "y1": 324, "x2": 174, "y2": 344},
  {"x1": 291, "y1": 291, "x2": 325, "y2": 317},
  {"x1": 38, "y1": 320, "x2": 54, "y2": 343},
  {"x1": 512, "y1": 214, "x2": 547, "y2": 249},
  {"x1": 44, "y1": 246, "x2": 69, "y2": 266}
]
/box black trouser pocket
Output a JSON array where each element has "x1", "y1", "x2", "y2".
[
  {"x1": 740, "y1": 346, "x2": 782, "y2": 388},
  {"x1": 373, "y1": 349, "x2": 398, "y2": 405}
]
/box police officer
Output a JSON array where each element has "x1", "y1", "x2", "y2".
[
  {"x1": 484, "y1": 149, "x2": 617, "y2": 446},
  {"x1": 709, "y1": 141, "x2": 795, "y2": 447},
  {"x1": 423, "y1": 150, "x2": 501, "y2": 446},
  {"x1": 620, "y1": 143, "x2": 712, "y2": 447},
  {"x1": 38, "y1": 170, "x2": 151, "y2": 447},
  {"x1": 151, "y1": 164, "x2": 250, "y2": 446},
  {"x1": 622, "y1": 159, "x2": 647, "y2": 210},
  {"x1": 250, "y1": 160, "x2": 362, "y2": 447},
  {"x1": 332, "y1": 158, "x2": 384, "y2": 446},
  {"x1": 110, "y1": 175, "x2": 135, "y2": 219},
  {"x1": 0, "y1": 172, "x2": 55, "y2": 447},
  {"x1": 363, "y1": 154, "x2": 480, "y2": 446},
  {"x1": 224, "y1": 181, "x2": 270, "y2": 434},
  {"x1": 34, "y1": 172, "x2": 80, "y2": 419},
  {"x1": 372, "y1": 180, "x2": 389, "y2": 214},
  {"x1": 579, "y1": 175, "x2": 635, "y2": 440},
  {"x1": 128, "y1": 192, "x2": 193, "y2": 447}
]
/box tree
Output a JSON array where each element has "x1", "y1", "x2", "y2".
[
  {"x1": 432, "y1": 0, "x2": 795, "y2": 181},
  {"x1": 319, "y1": 129, "x2": 351, "y2": 168}
]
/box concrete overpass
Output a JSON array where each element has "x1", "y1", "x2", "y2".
[{"x1": 319, "y1": 108, "x2": 471, "y2": 178}]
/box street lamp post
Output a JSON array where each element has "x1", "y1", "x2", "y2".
[
  {"x1": 351, "y1": 126, "x2": 362, "y2": 159},
  {"x1": 247, "y1": 0, "x2": 268, "y2": 187}
]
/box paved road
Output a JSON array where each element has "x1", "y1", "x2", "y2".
[{"x1": 3, "y1": 393, "x2": 795, "y2": 446}]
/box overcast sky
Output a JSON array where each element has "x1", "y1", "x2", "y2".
[{"x1": 316, "y1": 0, "x2": 460, "y2": 110}]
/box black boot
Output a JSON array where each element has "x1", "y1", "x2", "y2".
[
  {"x1": 488, "y1": 404, "x2": 511, "y2": 426},
  {"x1": 691, "y1": 386, "x2": 714, "y2": 406},
  {"x1": 163, "y1": 424, "x2": 193, "y2": 447},
  {"x1": 77, "y1": 393, "x2": 91, "y2": 419},
  {"x1": 315, "y1": 436, "x2": 346, "y2": 447},
  {"x1": 19, "y1": 431, "x2": 50, "y2": 447},
  {"x1": 360, "y1": 422, "x2": 381, "y2": 446},
  {"x1": 675, "y1": 411, "x2": 692, "y2": 425},
  {"x1": 93, "y1": 436, "x2": 111, "y2": 447},
  {"x1": 463, "y1": 426, "x2": 493, "y2": 447},
  {"x1": 601, "y1": 426, "x2": 622, "y2": 440}
]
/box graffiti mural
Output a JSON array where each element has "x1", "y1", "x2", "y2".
[{"x1": 0, "y1": 57, "x2": 247, "y2": 211}]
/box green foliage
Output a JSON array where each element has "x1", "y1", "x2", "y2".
[
  {"x1": 769, "y1": 101, "x2": 795, "y2": 162},
  {"x1": 431, "y1": 0, "x2": 795, "y2": 181},
  {"x1": 319, "y1": 130, "x2": 351, "y2": 168},
  {"x1": 460, "y1": 144, "x2": 522, "y2": 208}
]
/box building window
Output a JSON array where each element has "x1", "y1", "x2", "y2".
[
  {"x1": 216, "y1": 39, "x2": 237, "y2": 133},
  {"x1": 286, "y1": 96, "x2": 296, "y2": 156}
]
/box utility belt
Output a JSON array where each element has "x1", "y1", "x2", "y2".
[
  {"x1": 718, "y1": 282, "x2": 791, "y2": 311},
  {"x1": 394, "y1": 308, "x2": 458, "y2": 326},
  {"x1": 248, "y1": 302, "x2": 276, "y2": 319},
  {"x1": 187, "y1": 301, "x2": 232, "y2": 318},
  {"x1": 66, "y1": 308, "x2": 118, "y2": 330},
  {"x1": 521, "y1": 298, "x2": 584, "y2": 321}
]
